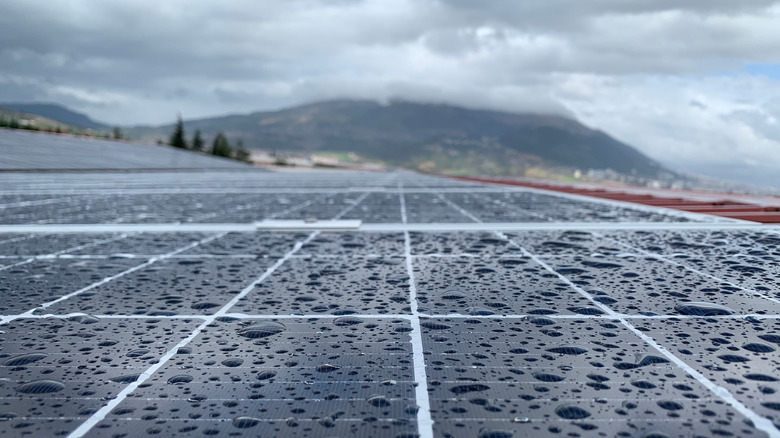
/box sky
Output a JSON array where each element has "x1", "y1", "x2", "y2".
[{"x1": 1, "y1": 0, "x2": 780, "y2": 188}]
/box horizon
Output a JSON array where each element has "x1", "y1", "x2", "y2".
[{"x1": 2, "y1": 1, "x2": 780, "y2": 189}]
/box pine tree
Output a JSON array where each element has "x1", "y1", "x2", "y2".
[
  {"x1": 191, "y1": 130, "x2": 204, "y2": 152},
  {"x1": 233, "y1": 139, "x2": 251, "y2": 163},
  {"x1": 169, "y1": 114, "x2": 187, "y2": 148},
  {"x1": 211, "y1": 132, "x2": 233, "y2": 157}
]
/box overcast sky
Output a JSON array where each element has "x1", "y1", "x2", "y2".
[{"x1": 2, "y1": 0, "x2": 780, "y2": 187}]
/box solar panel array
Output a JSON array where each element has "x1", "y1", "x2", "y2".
[
  {"x1": 0, "y1": 130, "x2": 249, "y2": 170},
  {"x1": 1, "y1": 164, "x2": 780, "y2": 438}
]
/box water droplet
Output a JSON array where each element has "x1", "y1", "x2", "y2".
[
  {"x1": 532, "y1": 372, "x2": 565, "y2": 382},
  {"x1": 256, "y1": 371, "x2": 277, "y2": 380},
  {"x1": 232, "y1": 417, "x2": 260, "y2": 428},
  {"x1": 743, "y1": 342, "x2": 775, "y2": 353},
  {"x1": 168, "y1": 375, "x2": 194, "y2": 384},
  {"x1": 758, "y1": 334, "x2": 780, "y2": 344},
  {"x1": 657, "y1": 400, "x2": 684, "y2": 411},
  {"x1": 450, "y1": 383, "x2": 490, "y2": 394},
  {"x1": 367, "y1": 395, "x2": 391, "y2": 407},
  {"x1": 546, "y1": 345, "x2": 587, "y2": 355},
  {"x1": 512, "y1": 417, "x2": 530, "y2": 424},
  {"x1": 110, "y1": 374, "x2": 141, "y2": 384},
  {"x1": 631, "y1": 380, "x2": 657, "y2": 389},
  {"x1": 221, "y1": 358, "x2": 244, "y2": 367},
  {"x1": 315, "y1": 364, "x2": 340, "y2": 373},
  {"x1": 420, "y1": 321, "x2": 451, "y2": 330},
  {"x1": 761, "y1": 402, "x2": 780, "y2": 411},
  {"x1": 237, "y1": 322, "x2": 286, "y2": 339},
  {"x1": 68, "y1": 314, "x2": 99, "y2": 324},
  {"x1": 744, "y1": 373, "x2": 778, "y2": 382},
  {"x1": 15, "y1": 380, "x2": 65, "y2": 394},
  {"x1": 466, "y1": 306, "x2": 494, "y2": 316},
  {"x1": 477, "y1": 428, "x2": 513, "y2": 438},
  {"x1": 674, "y1": 302, "x2": 734, "y2": 316},
  {"x1": 191, "y1": 302, "x2": 220, "y2": 310},
  {"x1": 333, "y1": 316, "x2": 362, "y2": 326},
  {"x1": 528, "y1": 316, "x2": 555, "y2": 326},
  {"x1": 554, "y1": 404, "x2": 591, "y2": 419},
  {"x1": 2, "y1": 353, "x2": 47, "y2": 366}
]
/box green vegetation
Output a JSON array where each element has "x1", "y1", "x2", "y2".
[
  {"x1": 0, "y1": 115, "x2": 118, "y2": 139},
  {"x1": 168, "y1": 115, "x2": 187, "y2": 149},
  {"x1": 211, "y1": 132, "x2": 232, "y2": 157},
  {"x1": 165, "y1": 119, "x2": 251, "y2": 163},
  {"x1": 191, "y1": 130, "x2": 204, "y2": 152}
]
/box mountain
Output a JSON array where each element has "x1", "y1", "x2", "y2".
[
  {"x1": 0, "y1": 107, "x2": 81, "y2": 131},
  {"x1": 130, "y1": 100, "x2": 672, "y2": 179},
  {"x1": 0, "y1": 103, "x2": 109, "y2": 131}
]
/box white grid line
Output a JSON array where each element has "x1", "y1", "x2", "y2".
[
  {"x1": 1, "y1": 171, "x2": 777, "y2": 437},
  {"x1": 66, "y1": 185, "x2": 376, "y2": 437},
  {"x1": 0, "y1": 233, "x2": 224, "y2": 325},
  {"x1": 0, "y1": 232, "x2": 133, "y2": 273},
  {"x1": 434, "y1": 190, "x2": 780, "y2": 438},
  {"x1": 400, "y1": 181, "x2": 435, "y2": 438},
  {"x1": 599, "y1": 233, "x2": 780, "y2": 307},
  {"x1": 66, "y1": 231, "x2": 320, "y2": 438}
]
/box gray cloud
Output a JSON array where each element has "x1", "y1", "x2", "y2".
[{"x1": 1, "y1": 0, "x2": 780, "y2": 187}]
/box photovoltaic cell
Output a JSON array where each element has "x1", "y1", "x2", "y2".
[{"x1": 0, "y1": 133, "x2": 779, "y2": 437}]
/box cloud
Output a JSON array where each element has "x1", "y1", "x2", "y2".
[{"x1": 1, "y1": 0, "x2": 780, "y2": 186}]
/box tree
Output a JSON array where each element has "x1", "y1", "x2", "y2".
[
  {"x1": 168, "y1": 114, "x2": 187, "y2": 148},
  {"x1": 191, "y1": 130, "x2": 204, "y2": 152},
  {"x1": 233, "y1": 139, "x2": 251, "y2": 163},
  {"x1": 211, "y1": 132, "x2": 232, "y2": 157},
  {"x1": 112, "y1": 127, "x2": 124, "y2": 140}
]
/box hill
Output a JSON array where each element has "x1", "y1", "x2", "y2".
[
  {"x1": 0, "y1": 107, "x2": 81, "y2": 132},
  {"x1": 129, "y1": 100, "x2": 672, "y2": 180},
  {"x1": 0, "y1": 102, "x2": 109, "y2": 131}
]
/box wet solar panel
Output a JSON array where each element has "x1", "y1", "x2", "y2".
[{"x1": 1, "y1": 161, "x2": 779, "y2": 438}]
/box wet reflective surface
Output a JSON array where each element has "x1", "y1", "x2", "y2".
[{"x1": 0, "y1": 169, "x2": 778, "y2": 437}]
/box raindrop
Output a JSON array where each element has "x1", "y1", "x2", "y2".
[
  {"x1": 420, "y1": 321, "x2": 451, "y2": 330},
  {"x1": 256, "y1": 371, "x2": 277, "y2": 380},
  {"x1": 221, "y1": 358, "x2": 244, "y2": 367},
  {"x1": 232, "y1": 417, "x2": 260, "y2": 428},
  {"x1": 532, "y1": 372, "x2": 565, "y2": 382},
  {"x1": 631, "y1": 380, "x2": 657, "y2": 389},
  {"x1": 546, "y1": 345, "x2": 587, "y2": 355},
  {"x1": 744, "y1": 373, "x2": 778, "y2": 382},
  {"x1": 110, "y1": 374, "x2": 141, "y2": 384},
  {"x1": 657, "y1": 400, "x2": 684, "y2": 411},
  {"x1": 554, "y1": 404, "x2": 591, "y2": 420},
  {"x1": 2, "y1": 353, "x2": 47, "y2": 366},
  {"x1": 68, "y1": 315, "x2": 99, "y2": 324},
  {"x1": 450, "y1": 384, "x2": 490, "y2": 394},
  {"x1": 477, "y1": 428, "x2": 513, "y2": 438},
  {"x1": 237, "y1": 322, "x2": 286, "y2": 339},
  {"x1": 168, "y1": 375, "x2": 194, "y2": 384},
  {"x1": 316, "y1": 364, "x2": 340, "y2": 373},
  {"x1": 674, "y1": 302, "x2": 734, "y2": 316},
  {"x1": 16, "y1": 380, "x2": 65, "y2": 394},
  {"x1": 743, "y1": 342, "x2": 775, "y2": 353},
  {"x1": 191, "y1": 302, "x2": 220, "y2": 310},
  {"x1": 333, "y1": 316, "x2": 362, "y2": 326},
  {"x1": 758, "y1": 334, "x2": 780, "y2": 344},
  {"x1": 367, "y1": 395, "x2": 391, "y2": 407},
  {"x1": 467, "y1": 307, "x2": 495, "y2": 316}
]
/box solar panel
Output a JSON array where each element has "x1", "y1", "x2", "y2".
[{"x1": 1, "y1": 137, "x2": 779, "y2": 437}]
